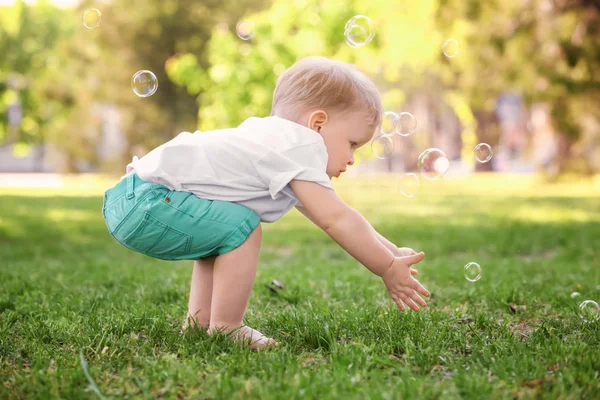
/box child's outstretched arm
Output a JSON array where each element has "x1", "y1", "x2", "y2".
[
  {"x1": 291, "y1": 179, "x2": 394, "y2": 275},
  {"x1": 290, "y1": 179, "x2": 429, "y2": 311},
  {"x1": 296, "y1": 204, "x2": 420, "y2": 275},
  {"x1": 297, "y1": 204, "x2": 396, "y2": 252},
  {"x1": 290, "y1": 180, "x2": 422, "y2": 276}
]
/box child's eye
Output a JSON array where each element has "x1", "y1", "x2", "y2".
[{"x1": 350, "y1": 142, "x2": 358, "y2": 147}]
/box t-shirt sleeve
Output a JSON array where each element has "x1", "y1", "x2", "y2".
[{"x1": 255, "y1": 142, "x2": 333, "y2": 204}]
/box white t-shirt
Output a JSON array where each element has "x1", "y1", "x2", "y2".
[{"x1": 122, "y1": 116, "x2": 333, "y2": 222}]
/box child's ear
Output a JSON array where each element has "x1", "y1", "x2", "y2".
[{"x1": 308, "y1": 110, "x2": 328, "y2": 133}]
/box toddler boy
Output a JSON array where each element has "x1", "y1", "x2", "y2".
[{"x1": 102, "y1": 56, "x2": 430, "y2": 350}]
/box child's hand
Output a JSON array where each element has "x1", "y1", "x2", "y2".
[
  {"x1": 392, "y1": 247, "x2": 420, "y2": 276},
  {"x1": 381, "y1": 252, "x2": 430, "y2": 312},
  {"x1": 394, "y1": 247, "x2": 418, "y2": 257}
]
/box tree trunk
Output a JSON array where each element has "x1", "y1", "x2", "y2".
[{"x1": 556, "y1": 134, "x2": 575, "y2": 174}]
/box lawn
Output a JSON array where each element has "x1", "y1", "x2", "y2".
[{"x1": 1, "y1": 173, "x2": 599, "y2": 399}]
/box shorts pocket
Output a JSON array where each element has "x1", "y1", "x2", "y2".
[{"x1": 121, "y1": 211, "x2": 192, "y2": 260}]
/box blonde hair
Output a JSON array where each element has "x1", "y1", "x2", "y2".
[{"x1": 271, "y1": 56, "x2": 382, "y2": 129}]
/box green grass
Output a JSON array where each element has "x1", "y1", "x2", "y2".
[{"x1": 1, "y1": 173, "x2": 599, "y2": 399}]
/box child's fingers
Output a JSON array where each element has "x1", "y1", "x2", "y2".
[
  {"x1": 412, "y1": 280, "x2": 430, "y2": 297},
  {"x1": 396, "y1": 298, "x2": 406, "y2": 311},
  {"x1": 411, "y1": 292, "x2": 427, "y2": 308},
  {"x1": 403, "y1": 252, "x2": 425, "y2": 266},
  {"x1": 410, "y1": 268, "x2": 419, "y2": 276},
  {"x1": 391, "y1": 293, "x2": 406, "y2": 311},
  {"x1": 402, "y1": 296, "x2": 420, "y2": 312}
]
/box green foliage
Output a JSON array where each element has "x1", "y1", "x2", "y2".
[
  {"x1": 435, "y1": 0, "x2": 600, "y2": 141},
  {"x1": 1, "y1": 0, "x2": 271, "y2": 170},
  {"x1": 0, "y1": 0, "x2": 598, "y2": 171},
  {"x1": 168, "y1": 0, "x2": 599, "y2": 167},
  {"x1": 0, "y1": 0, "x2": 75, "y2": 146},
  {"x1": 77, "y1": 0, "x2": 271, "y2": 170},
  {"x1": 168, "y1": 0, "x2": 444, "y2": 164}
]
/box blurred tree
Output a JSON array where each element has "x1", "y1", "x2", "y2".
[
  {"x1": 169, "y1": 0, "x2": 599, "y2": 173},
  {"x1": 80, "y1": 0, "x2": 271, "y2": 171},
  {"x1": 167, "y1": 0, "x2": 463, "y2": 166},
  {"x1": 0, "y1": 0, "x2": 73, "y2": 168},
  {"x1": 1, "y1": 0, "x2": 270, "y2": 172},
  {"x1": 435, "y1": 0, "x2": 600, "y2": 173},
  {"x1": 2, "y1": 0, "x2": 598, "y2": 173}
]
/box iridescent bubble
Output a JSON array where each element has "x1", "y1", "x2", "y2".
[
  {"x1": 442, "y1": 39, "x2": 460, "y2": 58},
  {"x1": 464, "y1": 262, "x2": 481, "y2": 282},
  {"x1": 371, "y1": 134, "x2": 395, "y2": 160},
  {"x1": 570, "y1": 292, "x2": 581, "y2": 298},
  {"x1": 344, "y1": 15, "x2": 375, "y2": 48},
  {"x1": 417, "y1": 148, "x2": 450, "y2": 180},
  {"x1": 344, "y1": 16, "x2": 355, "y2": 32},
  {"x1": 131, "y1": 70, "x2": 158, "y2": 98},
  {"x1": 82, "y1": 8, "x2": 102, "y2": 30},
  {"x1": 236, "y1": 20, "x2": 255, "y2": 40},
  {"x1": 579, "y1": 300, "x2": 599, "y2": 323},
  {"x1": 381, "y1": 111, "x2": 399, "y2": 135},
  {"x1": 399, "y1": 173, "x2": 421, "y2": 197},
  {"x1": 474, "y1": 143, "x2": 493, "y2": 163},
  {"x1": 345, "y1": 25, "x2": 367, "y2": 48},
  {"x1": 396, "y1": 112, "x2": 417, "y2": 137}
]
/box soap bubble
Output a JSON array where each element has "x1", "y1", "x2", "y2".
[
  {"x1": 371, "y1": 134, "x2": 395, "y2": 160},
  {"x1": 417, "y1": 148, "x2": 449, "y2": 180},
  {"x1": 570, "y1": 292, "x2": 581, "y2": 298},
  {"x1": 396, "y1": 112, "x2": 417, "y2": 137},
  {"x1": 236, "y1": 20, "x2": 255, "y2": 40},
  {"x1": 442, "y1": 39, "x2": 460, "y2": 58},
  {"x1": 399, "y1": 173, "x2": 421, "y2": 197},
  {"x1": 464, "y1": 262, "x2": 481, "y2": 282},
  {"x1": 82, "y1": 8, "x2": 102, "y2": 30},
  {"x1": 345, "y1": 25, "x2": 367, "y2": 47},
  {"x1": 344, "y1": 16, "x2": 356, "y2": 32},
  {"x1": 381, "y1": 111, "x2": 399, "y2": 135},
  {"x1": 131, "y1": 70, "x2": 158, "y2": 98},
  {"x1": 474, "y1": 143, "x2": 493, "y2": 163},
  {"x1": 344, "y1": 15, "x2": 375, "y2": 48},
  {"x1": 579, "y1": 300, "x2": 599, "y2": 323}
]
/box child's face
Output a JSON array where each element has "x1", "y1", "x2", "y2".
[{"x1": 308, "y1": 109, "x2": 375, "y2": 179}]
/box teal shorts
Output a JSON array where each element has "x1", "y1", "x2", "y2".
[{"x1": 102, "y1": 173, "x2": 261, "y2": 261}]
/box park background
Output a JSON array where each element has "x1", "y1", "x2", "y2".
[
  {"x1": 0, "y1": 0, "x2": 599, "y2": 176},
  {"x1": 0, "y1": 0, "x2": 599, "y2": 399}
]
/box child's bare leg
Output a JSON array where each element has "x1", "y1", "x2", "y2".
[
  {"x1": 182, "y1": 256, "x2": 217, "y2": 331},
  {"x1": 208, "y1": 224, "x2": 277, "y2": 350}
]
